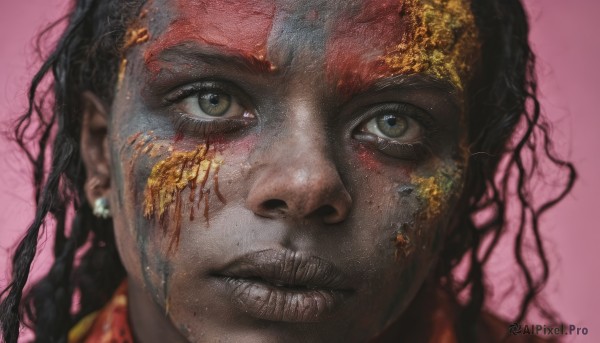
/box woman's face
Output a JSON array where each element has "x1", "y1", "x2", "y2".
[{"x1": 94, "y1": 0, "x2": 478, "y2": 341}]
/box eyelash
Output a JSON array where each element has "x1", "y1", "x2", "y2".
[
  {"x1": 165, "y1": 83, "x2": 255, "y2": 135},
  {"x1": 353, "y1": 103, "x2": 437, "y2": 161},
  {"x1": 172, "y1": 115, "x2": 248, "y2": 136},
  {"x1": 164, "y1": 84, "x2": 437, "y2": 161}
]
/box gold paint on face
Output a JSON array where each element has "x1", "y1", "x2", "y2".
[
  {"x1": 384, "y1": 0, "x2": 479, "y2": 89},
  {"x1": 143, "y1": 144, "x2": 224, "y2": 252},
  {"x1": 124, "y1": 27, "x2": 150, "y2": 50},
  {"x1": 118, "y1": 11, "x2": 151, "y2": 87},
  {"x1": 411, "y1": 166, "x2": 463, "y2": 220}
]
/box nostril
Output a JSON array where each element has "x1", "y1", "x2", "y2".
[
  {"x1": 261, "y1": 199, "x2": 288, "y2": 215},
  {"x1": 313, "y1": 205, "x2": 336, "y2": 218}
]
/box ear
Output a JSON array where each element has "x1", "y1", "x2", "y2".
[{"x1": 80, "y1": 91, "x2": 111, "y2": 206}]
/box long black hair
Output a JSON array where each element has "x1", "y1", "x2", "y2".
[{"x1": 0, "y1": 0, "x2": 576, "y2": 342}]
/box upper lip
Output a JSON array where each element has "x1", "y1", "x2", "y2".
[{"x1": 214, "y1": 249, "x2": 352, "y2": 291}]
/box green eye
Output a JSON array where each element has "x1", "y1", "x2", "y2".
[
  {"x1": 376, "y1": 114, "x2": 408, "y2": 138},
  {"x1": 198, "y1": 92, "x2": 231, "y2": 117},
  {"x1": 360, "y1": 103, "x2": 425, "y2": 143}
]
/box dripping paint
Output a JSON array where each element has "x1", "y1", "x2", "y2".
[{"x1": 143, "y1": 143, "x2": 225, "y2": 253}]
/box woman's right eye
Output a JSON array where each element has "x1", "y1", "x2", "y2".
[{"x1": 179, "y1": 90, "x2": 251, "y2": 119}]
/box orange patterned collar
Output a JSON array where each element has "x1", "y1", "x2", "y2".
[{"x1": 68, "y1": 282, "x2": 133, "y2": 343}]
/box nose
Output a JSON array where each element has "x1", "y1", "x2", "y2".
[{"x1": 245, "y1": 119, "x2": 352, "y2": 224}]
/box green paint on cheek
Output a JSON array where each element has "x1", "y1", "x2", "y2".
[{"x1": 411, "y1": 166, "x2": 462, "y2": 220}]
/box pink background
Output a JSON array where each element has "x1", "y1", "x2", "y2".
[{"x1": 0, "y1": 0, "x2": 598, "y2": 341}]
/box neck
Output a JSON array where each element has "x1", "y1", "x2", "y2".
[
  {"x1": 372, "y1": 281, "x2": 458, "y2": 343},
  {"x1": 128, "y1": 277, "x2": 188, "y2": 343}
]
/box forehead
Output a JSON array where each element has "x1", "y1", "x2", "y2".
[{"x1": 142, "y1": 0, "x2": 479, "y2": 91}]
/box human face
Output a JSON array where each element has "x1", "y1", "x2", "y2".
[{"x1": 102, "y1": 0, "x2": 478, "y2": 341}]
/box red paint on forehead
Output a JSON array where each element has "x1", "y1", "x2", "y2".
[
  {"x1": 326, "y1": 0, "x2": 409, "y2": 95},
  {"x1": 145, "y1": 0, "x2": 276, "y2": 73}
]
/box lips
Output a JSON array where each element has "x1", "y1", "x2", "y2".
[{"x1": 213, "y1": 249, "x2": 353, "y2": 322}]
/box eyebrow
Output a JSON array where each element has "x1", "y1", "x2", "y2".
[
  {"x1": 144, "y1": 42, "x2": 275, "y2": 75},
  {"x1": 144, "y1": 42, "x2": 463, "y2": 110},
  {"x1": 367, "y1": 75, "x2": 462, "y2": 111}
]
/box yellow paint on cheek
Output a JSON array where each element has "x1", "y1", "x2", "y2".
[
  {"x1": 411, "y1": 166, "x2": 462, "y2": 220},
  {"x1": 384, "y1": 0, "x2": 479, "y2": 89},
  {"x1": 143, "y1": 144, "x2": 224, "y2": 252}
]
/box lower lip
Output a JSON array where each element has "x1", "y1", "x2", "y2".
[{"x1": 218, "y1": 277, "x2": 349, "y2": 322}]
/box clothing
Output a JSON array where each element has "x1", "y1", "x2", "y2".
[{"x1": 68, "y1": 282, "x2": 133, "y2": 343}]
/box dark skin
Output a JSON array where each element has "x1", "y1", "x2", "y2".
[{"x1": 80, "y1": 0, "x2": 475, "y2": 341}]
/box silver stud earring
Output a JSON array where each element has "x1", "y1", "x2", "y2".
[{"x1": 93, "y1": 197, "x2": 111, "y2": 219}]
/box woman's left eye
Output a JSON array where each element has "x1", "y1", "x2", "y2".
[
  {"x1": 353, "y1": 103, "x2": 429, "y2": 160},
  {"x1": 180, "y1": 90, "x2": 248, "y2": 119},
  {"x1": 362, "y1": 110, "x2": 423, "y2": 143}
]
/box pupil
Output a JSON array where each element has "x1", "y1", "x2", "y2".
[
  {"x1": 198, "y1": 91, "x2": 231, "y2": 117},
  {"x1": 209, "y1": 94, "x2": 220, "y2": 106},
  {"x1": 376, "y1": 114, "x2": 408, "y2": 138}
]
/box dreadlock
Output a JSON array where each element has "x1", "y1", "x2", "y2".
[
  {"x1": 437, "y1": 0, "x2": 576, "y2": 340},
  {"x1": 0, "y1": 1, "x2": 141, "y2": 342},
  {"x1": 0, "y1": 0, "x2": 576, "y2": 342}
]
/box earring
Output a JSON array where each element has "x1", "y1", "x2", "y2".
[{"x1": 93, "y1": 197, "x2": 111, "y2": 219}]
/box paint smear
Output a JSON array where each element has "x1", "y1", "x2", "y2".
[
  {"x1": 118, "y1": 14, "x2": 151, "y2": 87},
  {"x1": 394, "y1": 230, "x2": 415, "y2": 260},
  {"x1": 411, "y1": 166, "x2": 462, "y2": 220},
  {"x1": 142, "y1": 142, "x2": 224, "y2": 253},
  {"x1": 384, "y1": 0, "x2": 479, "y2": 90},
  {"x1": 144, "y1": 0, "x2": 276, "y2": 74},
  {"x1": 326, "y1": 0, "x2": 478, "y2": 94},
  {"x1": 326, "y1": 0, "x2": 408, "y2": 94}
]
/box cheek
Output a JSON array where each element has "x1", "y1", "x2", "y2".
[
  {"x1": 118, "y1": 131, "x2": 258, "y2": 252},
  {"x1": 348, "y1": 148, "x2": 464, "y2": 264},
  {"x1": 108, "y1": 132, "x2": 177, "y2": 302},
  {"x1": 344, "y1": 168, "x2": 445, "y2": 329}
]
